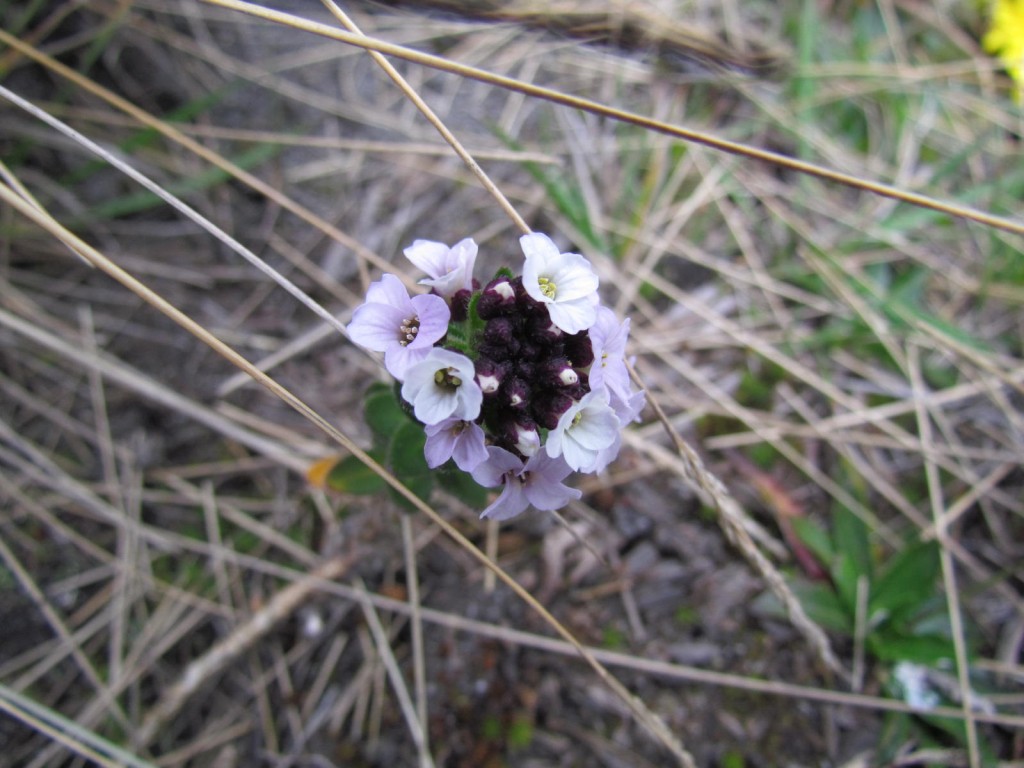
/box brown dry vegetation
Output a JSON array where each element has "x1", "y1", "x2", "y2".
[{"x1": 1, "y1": 1, "x2": 1023, "y2": 767}]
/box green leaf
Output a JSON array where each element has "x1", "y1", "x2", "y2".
[
  {"x1": 830, "y1": 504, "x2": 872, "y2": 612},
  {"x1": 387, "y1": 421, "x2": 433, "y2": 510},
  {"x1": 870, "y1": 540, "x2": 941, "y2": 625},
  {"x1": 364, "y1": 385, "x2": 411, "y2": 441},
  {"x1": 757, "y1": 580, "x2": 851, "y2": 635},
  {"x1": 324, "y1": 453, "x2": 387, "y2": 495},
  {"x1": 80, "y1": 143, "x2": 280, "y2": 221},
  {"x1": 440, "y1": 466, "x2": 489, "y2": 508},
  {"x1": 831, "y1": 552, "x2": 864, "y2": 617},
  {"x1": 444, "y1": 291, "x2": 486, "y2": 359},
  {"x1": 868, "y1": 633, "x2": 955, "y2": 665},
  {"x1": 790, "y1": 516, "x2": 834, "y2": 566}
]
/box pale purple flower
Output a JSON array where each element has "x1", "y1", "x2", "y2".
[
  {"x1": 347, "y1": 274, "x2": 450, "y2": 380},
  {"x1": 589, "y1": 305, "x2": 645, "y2": 424},
  {"x1": 545, "y1": 389, "x2": 619, "y2": 473},
  {"x1": 520, "y1": 233, "x2": 599, "y2": 334},
  {"x1": 424, "y1": 418, "x2": 487, "y2": 471},
  {"x1": 588, "y1": 305, "x2": 631, "y2": 399},
  {"x1": 471, "y1": 447, "x2": 581, "y2": 521},
  {"x1": 401, "y1": 348, "x2": 482, "y2": 425},
  {"x1": 404, "y1": 238, "x2": 477, "y2": 299},
  {"x1": 610, "y1": 389, "x2": 646, "y2": 425},
  {"x1": 588, "y1": 430, "x2": 622, "y2": 474}
]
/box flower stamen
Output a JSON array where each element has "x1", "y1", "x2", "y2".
[
  {"x1": 537, "y1": 276, "x2": 557, "y2": 299},
  {"x1": 398, "y1": 316, "x2": 420, "y2": 346},
  {"x1": 433, "y1": 366, "x2": 462, "y2": 390}
]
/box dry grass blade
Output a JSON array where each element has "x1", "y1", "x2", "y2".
[
  {"x1": 198, "y1": 0, "x2": 1024, "y2": 236},
  {"x1": 135, "y1": 555, "x2": 355, "y2": 747},
  {"x1": 0, "y1": 685, "x2": 156, "y2": 768},
  {"x1": 627, "y1": 363, "x2": 847, "y2": 680},
  {"x1": 353, "y1": 578, "x2": 435, "y2": 768}
]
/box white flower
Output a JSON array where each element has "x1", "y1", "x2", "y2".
[
  {"x1": 545, "y1": 389, "x2": 619, "y2": 473},
  {"x1": 520, "y1": 233, "x2": 599, "y2": 334},
  {"x1": 404, "y1": 238, "x2": 477, "y2": 299},
  {"x1": 401, "y1": 348, "x2": 482, "y2": 425}
]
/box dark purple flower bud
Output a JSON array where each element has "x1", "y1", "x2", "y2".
[
  {"x1": 449, "y1": 288, "x2": 472, "y2": 322},
  {"x1": 563, "y1": 331, "x2": 594, "y2": 369},
  {"x1": 475, "y1": 357, "x2": 508, "y2": 395},
  {"x1": 563, "y1": 381, "x2": 589, "y2": 402},
  {"x1": 513, "y1": 276, "x2": 545, "y2": 317},
  {"x1": 476, "y1": 276, "x2": 517, "y2": 319},
  {"x1": 541, "y1": 356, "x2": 579, "y2": 388},
  {"x1": 514, "y1": 360, "x2": 536, "y2": 381},
  {"x1": 527, "y1": 315, "x2": 564, "y2": 345},
  {"x1": 533, "y1": 392, "x2": 575, "y2": 430},
  {"x1": 484, "y1": 316, "x2": 516, "y2": 346},
  {"x1": 502, "y1": 376, "x2": 531, "y2": 409},
  {"x1": 501, "y1": 416, "x2": 540, "y2": 458},
  {"x1": 478, "y1": 341, "x2": 511, "y2": 361},
  {"x1": 518, "y1": 340, "x2": 543, "y2": 361}
]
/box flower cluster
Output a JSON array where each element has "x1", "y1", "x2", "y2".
[{"x1": 347, "y1": 233, "x2": 644, "y2": 520}]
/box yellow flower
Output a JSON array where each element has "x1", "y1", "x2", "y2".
[{"x1": 983, "y1": 0, "x2": 1024, "y2": 103}]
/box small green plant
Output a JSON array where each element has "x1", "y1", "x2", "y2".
[{"x1": 766, "y1": 503, "x2": 992, "y2": 758}]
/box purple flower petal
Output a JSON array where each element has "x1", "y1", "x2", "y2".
[
  {"x1": 471, "y1": 446, "x2": 523, "y2": 488},
  {"x1": 480, "y1": 482, "x2": 528, "y2": 521},
  {"x1": 348, "y1": 302, "x2": 410, "y2": 352}
]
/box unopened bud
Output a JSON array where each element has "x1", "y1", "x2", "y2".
[
  {"x1": 484, "y1": 316, "x2": 516, "y2": 347},
  {"x1": 512, "y1": 421, "x2": 540, "y2": 457},
  {"x1": 474, "y1": 357, "x2": 507, "y2": 395},
  {"x1": 449, "y1": 288, "x2": 472, "y2": 322},
  {"x1": 563, "y1": 331, "x2": 595, "y2": 369},
  {"x1": 542, "y1": 357, "x2": 579, "y2": 388},
  {"x1": 477, "y1": 277, "x2": 517, "y2": 319},
  {"x1": 534, "y1": 392, "x2": 574, "y2": 430},
  {"x1": 528, "y1": 314, "x2": 564, "y2": 345},
  {"x1": 503, "y1": 376, "x2": 530, "y2": 409}
]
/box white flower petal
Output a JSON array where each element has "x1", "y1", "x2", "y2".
[
  {"x1": 403, "y1": 240, "x2": 452, "y2": 278},
  {"x1": 548, "y1": 253, "x2": 599, "y2": 301},
  {"x1": 384, "y1": 344, "x2": 429, "y2": 381},
  {"x1": 547, "y1": 298, "x2": 597, "y2": 334},
  {"x1": 519, "y1": 232, "x2": 561, "y2": 262},
  {"x1": 525, "y1": 478, "x2": 581, "y2": 511},
  {"x1": 423, "y1": 426, "x2": 457, "y2": 468}
]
